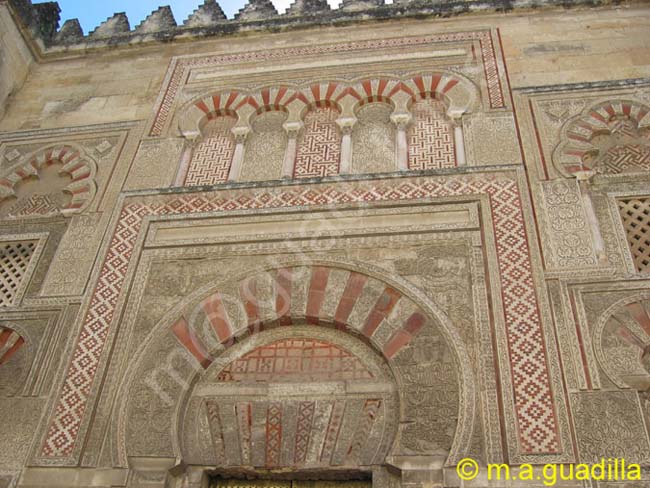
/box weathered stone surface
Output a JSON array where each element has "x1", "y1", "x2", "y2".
[
  {"x1": 285, "y1": 0, "x2": 330, "y2": 15},
  {"x1": 183, "y1": 0, "x2": 226, "y2": 27},
  {"x1": 463, "y1": 112, "x2": 522, "y2": 167},
  {"x1": 0, "y1": 398, "x2": 45, "y2": 470},
  {"x1": 54, "y1": 18, "x2": 82, "y2": 43},
  {"x1": 571, "y1": 391, "x2": 650, "y2": 463},
  {"x1": 89, "y1": 12, "x2": 130, "y2": 38},
  {"x1": 339, "y1": 0, "x2": 384, "y2": 11},
  {"x1": 235, "y1": 0, "x2": 278, "y2": 21},
  {"x1": 134, "y1": 6, "x2": 177, "y2": 34},
  {"x1": 124, "y1": 138, "x2": 184, "y2": 190}
]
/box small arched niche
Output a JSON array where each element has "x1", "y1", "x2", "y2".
[
  {"x1": 351, "y1": 102, "x2": 395, "y2": 175},
  {"x1": 185, "y1": 113, "x2": 238, "y2": 186},
  {"x1": 407, "y1": 97, "x2": 456, "y2": 171},
  {"x1": 294, "y1": 103, "x2": 342, "y2": 179},
  {"x1": 241, "y1": 109, "x2": 289, "y2": 182}
]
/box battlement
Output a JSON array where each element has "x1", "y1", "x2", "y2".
[{"x1": 6, "y1": 0, "x2": 628, "y2": 53}]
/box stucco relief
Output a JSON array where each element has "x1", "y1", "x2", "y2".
[
  {"x1": 352, "y1": 103, "x2": 395, "y2": 174},
  {"x1": 593, "y1": 293, "x2": 650, "y2": 390},
  {"x1": 538, "y1": 179, "x2": 597, "y2": 268},
  {"x1": 571, "y1": 391, "x2": 650, "y2": 464},
  {"x1": 0, "y1": 144, "x2": 97, "y2": 219},
  {"x1": 241, "y1": 111, "x2": 288, "y2": 182},
  {"x1": 125, "y1": 138, "x2": 184, "y2": 191},
  {"x1": 463, "y1": 112, "x2": 521, "y2": 167},
  {"x1": 553, "y1": 100, "x2": 650, "y2": 176},
  {"x1": 114, "y1": 260, "x2": 475, "y2": 470},
  {"x1": 40, "y1": 213, "x2": 105, "y2": 297}
]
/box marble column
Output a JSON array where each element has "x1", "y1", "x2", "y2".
[{"x1": 227, "y1": 127, "x2": 250, "y2": 182}]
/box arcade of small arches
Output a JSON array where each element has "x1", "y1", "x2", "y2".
[{"x1": 176, "y1": 73, "x2": 477, "y2": 186}]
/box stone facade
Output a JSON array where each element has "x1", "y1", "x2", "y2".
[{"x1": 0, "y1": 0, "x2": 650, "y2": 486}]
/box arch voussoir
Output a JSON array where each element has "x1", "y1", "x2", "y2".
[{"x1": 171, "y1": 264, "x2": 430, "y2": 367}]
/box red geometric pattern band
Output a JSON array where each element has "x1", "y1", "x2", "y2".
[
  {"x1": 150, "y1": 29, "x2": 505, "y2": 136},
  {"x1": 40, "y1": 174, "x2": 557, "y2": 459}
]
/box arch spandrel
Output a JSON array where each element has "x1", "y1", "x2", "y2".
[{"x1": 114, "y1": 262, "x2": 476, "y2": 471}]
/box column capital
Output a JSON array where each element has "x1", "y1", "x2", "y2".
[
  {"x1": 231, "y1": 126, "x2": 250, "y2": 143},
  {"x1": 282, "y1": 121, "x2": 304, "y2": 138},
  {"x1": 336, "y1": 116, "x2": 357, "y2": 134},
  {"x1": 574, "y1": 169, "x2": 596, "y2": 182},
  {"x1": 181, "y1": 130, "x2": 201, "y2": 146},
  {"x1": 390, "y1": 112, "x2": 412, "y2": 130},
  {"x1": 447, "y1": 110, "x2": 465, "y2": 126}
]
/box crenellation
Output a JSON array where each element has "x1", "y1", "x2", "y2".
[
  {"x1": 183, "y1": 0, "x2": 227, "y2": 27},
  {"x1": 134, "y1": 6, "x2": 177, "y2": 34},
  {"x1": 234, "y1": 0, "x2": 279, "y2": 21},
  {"x1": 5, "y1": 0, "x2": 645, "y2": 52},
  {"x1": 89, "y1": 12, "x2": 130, "y2": 38},
  {"x1": 54, "y1": 18, "x2": 82, "y2": 44},
  {"x1": 285, "y1": 0, "x2": 331, "y2": 16}
]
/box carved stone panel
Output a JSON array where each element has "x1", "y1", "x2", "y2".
[
  {"x1": 0, "y1": 398, "x2": 46, "y2": 470},
  {"x1": 463, "y1": 112, "x2": 521, "y2": 167},
  {"x1": 125, "y1": 138, "x2": 184, "y2": 191},
  {"x1": 571, "y1": 391, "x2": 650, "y2": 464},
  {"x1": 538, "y1": 179, "x2": 597, "y2": 269},
  {"x1": 41, "y1": 213, "x2": 105, "y2": 297},
  {"x1": 352, "y1": 103, "x2": 395, "y2": 174},
  {"x1": 241, "y1": 111, "x2": 288, "y2": 182}
]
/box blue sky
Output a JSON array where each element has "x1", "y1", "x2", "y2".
[{"x1": 52, "y1": 0, "x2": 341, "y2": 32}]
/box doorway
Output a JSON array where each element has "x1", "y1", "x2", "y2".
[{"x1": 211, "y1": 481, "x2": 371, "y2": 488}]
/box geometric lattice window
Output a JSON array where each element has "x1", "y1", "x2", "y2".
[
  {"x1": 408, "y1": 98, "x2": 456, "y2": 170},
  {"x1": 185, "y1": 114, "x2": 236, "y2": 186},
  {"x1": 0, "y1": 241, "x2": 36, "y2": 307},
  {"x1": 618, "y1": 197, "x2": 650, "y2": 273}
]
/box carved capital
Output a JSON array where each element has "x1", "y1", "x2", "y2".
[
  {"x1": 336, "y1": 116, "x2": 357, "y2": 135},
  {"x1": 282, "y1": 121, "x2": 304, "y2": 138},
  {"x1": 574, "y1": 169, "x2": 596, "y2": 183},
  {"x1": 231, "y1": 126, "x2": 250, "y2": 144},
  {"x1": 390, "y1": 112, "x2": 412, "y2": 130},
  {"x1": 181, "y1": 130, "x2": 201, "y2": 146},
  {"x1": 448, "y1": 111, "x2": 465, "y2": 127}
]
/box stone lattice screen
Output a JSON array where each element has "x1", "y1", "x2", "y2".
[
  {"x1": 0, "y1": 241, "x2": 36, "y2": 307},
  {"x1": 618, "y1": 197, "x2": 650, "y2": 273}
]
